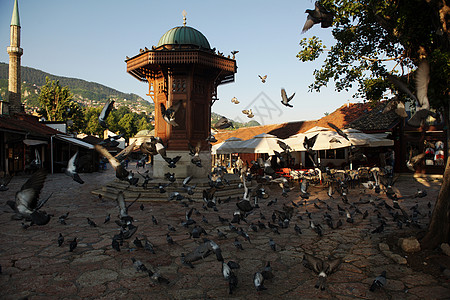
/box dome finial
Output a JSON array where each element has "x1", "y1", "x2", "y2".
[{"x1": 182, "y1": 10, "x2": 187, "y2": 26}]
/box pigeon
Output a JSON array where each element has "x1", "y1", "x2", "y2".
[
  {"x1": 87, "y1": 218, "x2": 97, "y2": 227},
  {"x1": 166, "y1": 233, "x2": 174, "y2": 245},
  {"x1": 222, "y1": 262, "x2": 238, "y2": 294},
  {"x1": 98, "y1": 99, "x2": 114, "y2": 128},
  {"x1": 233, "y1": 237, "x2": 244, "y2": 250},
  {"x1": 7, "y1": 169, "x2": 51, "y2": 225},
  {"x1": 112, "y1": 237, "x2": 120, "y2": 251},
  {"x1": 213, "y1": 116, "x2": 233, "y2": 130},
  {"x1": 388, "y1": 60, "x2": 437, "y2": 127},
  {"x1": 383, "y1": 98, "x2": 408, "y2": 117},
  {"x1": 116, "y1": 191, "x2": 141, "y2": 222},
  {"x1": 104, "y1": 213, "x2": 110, "y2": 224},
  {"x1": 144, "y1": 238, "x2": 156, "y2": 254},
  {"x1": 303, "y1": 253, "x2": 341, "y2": 290},
  {"x1": 182, "y1": 176, "x2": 197, "y2": 195},
  {"x1": 281, "y1": 88, "x2": 295, "y2": 107},
  {"x1": 302, "y1": 1, "x2": 334, "y2": 33},
  {"x1": 0, "y1": 173, "x2": 13, "y2": 191},
  {"x1": 370, "y1": 271, "x2": 387, "y2": 292},
  {"x1": 151, "y1": 215, "x2": 158, "y2": 225},
  {"x1": 163, "y1": 155, "x2": 182, "y2": 168},
  {"x1": 95, "y1": 144, "x2": 134, "y2": 183},
  {"x1": 231, "y1": 50, "x2": 239, "y2": 59},
  {"x1": 188, "y1": 142, "x2": 202, "y2": 167},
  {"x1": 217, "y1": 229, "x2": 228, "y2": 239},
  {"x1": 242, "y1": 109, "x2": 254, "y2": 118},
  {"x1": 254, "y1": 272, "x2": 267, "y2": 291},
  {"x1": 58, "y1": 233, "x2": 64, "y2": 247},
  {"x1": 161, "y1": 101, "x2": 182, "y2": 126},
  {"x1": 69, "y1": 237, "x2": 77, "y2": 252},
  {"x1": 269, "y1": 238, "x2": 276, "y2": 251},
  {"x1": 231, "y1": 97, "x2": 239, "y2": 104},
  {"x1": 261, "y1": 261, "x2": 274, "y2": 280},
  {"x1": 258, "y1": 75, "x2": 267, "y2": 83},
  {"x1": 371, "y1": 223, "x2": 384, "y2": 234},
  {"x1": 181, "y1": 240, "x2": 215, "y2": 266},
  {"x1": 58, "y1": 212, "x2": 69, "y2": 225},
  {"x1": 327, "y1": 122, "x2": 349, "y2": 141},
  {"x1": 294, "y1": 224, "x2": 302, "y2": 234}
]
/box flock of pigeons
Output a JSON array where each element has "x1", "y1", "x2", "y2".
[
  {"x1": 1, "y1": 110, "x2": 431, "y2": 295},
  {"x1": 0, "y1": 2, "x2": 438, "y2": 296}
]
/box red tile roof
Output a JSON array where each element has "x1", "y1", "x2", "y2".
[
  {"x1": 213, "y1": 102, "x2": 377, "y2": 144},
  {"x1": 0, "y1": 113, "x2": 61, "y2": 138}
]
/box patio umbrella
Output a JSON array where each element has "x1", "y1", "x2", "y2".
[
  {"x1": 342, "y1": 128, "x2": 394, "y2": 147},
  {"x1": 304, "y1": 126, "x2": 368, "y2": 150},
  {"x1": 215, "y1": 137, "x2": 244, "y2": 154},
  {"x1": 232, "y1": 133, "x2": 284, "y2": 155}
]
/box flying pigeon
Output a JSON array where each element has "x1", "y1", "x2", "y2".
[
  {"x1": 161, "y1": 101, "x2": 182, "y2": 127},
  {"x1": 382, "y1": 98, "x2": 408, "y2": 117},
  {"x1": 303, "y1": 253, "x2": 341, "y2": 290},
  {"x1": 281, "y1": 88, "x2": 295, "y2": 107},
  {"x1": 98, "y1": 99, "x2": 115, "y2": 128},
  {"x1": 302, "y1": 1, "x2": 334, "y2": 33},
  {"x1": 64, "y1": 152, "x2": 84, "y2": 184},
  {"x1": 213, "y1": 116, "x2": 234, "y2": 130},
  {"x1": 258, "y1": 75, "x2": 267, "y2": 83},
  {"x1": 163, "y1": 155, "x2": 182, "y2": 168},
  {"x1": 242, "y1": 109, "x2": 254, "y2": 118},
  {"x1": 231, "y1": 97, "x2": 240, "y2": 104},
  {"x1": 7, "y1": 169, "x2": 52, "y2": 225},
  {"x1": 95, "y1": 144, "x2": 136, "y2": 184},
  {"x1": 327, "y1": 122, "x2": 349, "y2": 141},
  {"x1": 388, "y1": 60, "x2": 437, "y2": 127}
]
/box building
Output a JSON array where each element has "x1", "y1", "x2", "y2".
[
  {"x1": 125, "y1": 11, "x2": 237, "y2": 178},
  {"x1": 0, "y1": 0, "x2": 96, "y2": 175}
]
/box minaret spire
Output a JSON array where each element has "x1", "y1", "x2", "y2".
[
  {"x1": 11, "y1": 0, "x2": 21, "y2": 27},
  {"x1": 5, "y1": 0, "x2": 24, "y2": 115}
]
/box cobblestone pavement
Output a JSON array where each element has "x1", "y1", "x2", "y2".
[{"x1": 0, "y1": 168, "x2": 448, "y2": 300}]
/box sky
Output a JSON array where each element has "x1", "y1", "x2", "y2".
[{"x1": 0, "y1": 0, "x2": 361, "y2": 126}]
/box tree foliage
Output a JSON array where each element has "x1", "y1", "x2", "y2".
[{"x1": 298, "y1": 0, "x2": 449, "y2": 109}]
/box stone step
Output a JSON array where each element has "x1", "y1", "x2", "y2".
[{"x1": 91, "y1": 173, "x2": 249, "y2": 202}]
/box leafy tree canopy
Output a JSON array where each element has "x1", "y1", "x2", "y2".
[{"x1": 298, "y1": 0, "x2": 449, "y2": 111}]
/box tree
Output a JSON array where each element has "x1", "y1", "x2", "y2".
[
  {"x1": 298, "y1": 0, "x2": 449, "y2": 249},
  {"x1": 38, "y1": 76, "x2": 85, "y2": 133},
  {"x1": 118, "y1": 113, "x2": 137, "y2": 138},
  {"x1": 38, "y1": 77, "x2": 73, "y2": 121}
]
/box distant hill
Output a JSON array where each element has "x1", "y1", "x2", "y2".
[
  {"x1": 0, "y1": 63, "x2": 256, "y2": 127},
  {"x1": 211, "y1": 112, "x2": 260, "y2": 129},
  {"x1": 0, "y1": 62, "x2": 153, "y2": 114}
]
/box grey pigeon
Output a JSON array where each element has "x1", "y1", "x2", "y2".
[
  {"x1": 303, "y1": 253, "x2": 341, "y2": 290},
  {"x1": 302, "y1": 1, "x2": 334, "y2": 33},
  {"x1": 281, "y1": 88, "x2": 295, "y2": 107},
  {"x1": 161, "y1": 101, "x2": 182, "y2": 127},
  {"x1": 370, "y1": 271, "x2": 387, "y2": 291},
  {"x1": 98, "y1": 99, "x2": 114, "y2": 128}
]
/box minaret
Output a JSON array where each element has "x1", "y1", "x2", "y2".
[{"x1": 6, "y1": 0, "x2": 23, "y2": 115}]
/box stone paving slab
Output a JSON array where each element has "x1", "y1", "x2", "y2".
[{"x1": 0, "y1": 167, "x2": 448, "y2": 299}]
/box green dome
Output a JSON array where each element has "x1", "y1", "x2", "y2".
[{"x1": 157, "y1": 26, "x2": 210, "y2": 49}]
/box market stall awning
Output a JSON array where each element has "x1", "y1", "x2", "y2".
[{"x1": 55, "y1": 134, "x2": 94, "y2": 149}]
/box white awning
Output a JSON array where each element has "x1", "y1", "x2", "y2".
[
  {"x1": 23, "y1": 139, "x2": 48, "y2": 146},
  {"x1": 55, "y1": 135, "x2": 94, "y2": 149}
]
